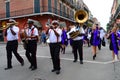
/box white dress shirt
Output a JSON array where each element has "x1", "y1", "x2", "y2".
[
  {"x1": 100, "y1": 29, "x2": 105, "y2": 39},
  {"x1": 67, "y1": 26, "x2": 85, "y2": 40},
  {"x1": 48, "y1": 28, "x2": 62, "y2": 43},
  {"x1": 7, "y1": 25, "x2": 19, "y2": 41},
  {"x1": 26, "y1": 25, "x2": 39, "y2": 40}
]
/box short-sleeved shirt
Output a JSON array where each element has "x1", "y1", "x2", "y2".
[
  {"x1": 67, "y1": 26, "x2": 85, "y2": 40},
  {"x1": 7, "y1": 25, "x2": 19, "y2": 41},
  {"x1": 26, "y1": 25, "x2": 39, "y2": 40},
  {"x1": 48, "y1": 28, "x2": 62, "y2": 43}
]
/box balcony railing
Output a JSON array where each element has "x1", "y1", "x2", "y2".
[
  {"x1": 61, "y1": 0, "x2": 75, "y2": 9},
  {"x1": 0, "y1": 6, "x2": 74, "y2": 20},
  {"x1": 10, "y1": 8, "x2": 33, "y2": 17}
]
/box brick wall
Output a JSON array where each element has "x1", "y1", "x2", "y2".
[
  {"x1": 10, "y1": 0, "x2": 34, "y2": 16},
  {"x1": 0, "y1": 0, "x2": 6, "y2": 18},
  {"x1": 0, "y1": 0, "x2": 6, "y2": 13},
  {"x1": 10, "y1": 0, "x2": 34, "y2": 11}
]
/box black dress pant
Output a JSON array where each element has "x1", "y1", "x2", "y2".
[
  {"x1": 49, "y1": 43, "x2": 61, "y2": 70},
  {"x1": 72, "y1": 40, "x2": 83, "y2": 61},
  {"x1": 25, "y1": 40, "x2": 37, "y2": 68},
  {"x1": 6, "y1": 40, "x2": 24, "y2": 68}
]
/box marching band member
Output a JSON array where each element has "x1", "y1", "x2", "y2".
[
  {"x1": 25, "y1": 20, "x2": 39, "y2": 70},
  {"x1": 90, "y1": 24, "x2": 100, "y2": 60},
  {"x1": 61, "y1": 27, "x2": 68, "y2": 54},
  {"x1": 4, "y1": 19, "x2": 24, "y2": 70},
  {"x1": 46, "y1": 20, "x2": 62, "y2": 74},
  {"x1": 67, "y1": 25, "x2": 74, "y2": 53},
  {"x1": 117, "y1": 27, "x2": 120, "y2": 47},
  {"x1": 107, "y1": 25, "x2": 119, "y2": 61},
  {"x1": 68, "y1": 23, "x2": 85, "y2": 64}
]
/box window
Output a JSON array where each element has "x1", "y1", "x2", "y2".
[
  {"x1": 60, "y1": 2, "x2": 62, "y2": 16},
  {"x1": 54, "y1": 0, "x2": 57, "y2": 14},
  {"x1": 34, "y1": 0, "x2": 40, "y2": 13},
  {"x1": 63, "y1": 5, "x2": 65, "y2": 17},
  {"x1": 6, "y1": 1, "x2": 10, "y2": 17},
  {"x1": 48, "y1": 0, "x2": 51, "y2": 12}
]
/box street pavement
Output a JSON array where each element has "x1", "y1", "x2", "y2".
[{"x1": 0, "y1": 43, "x2": 120, "y2": 80}]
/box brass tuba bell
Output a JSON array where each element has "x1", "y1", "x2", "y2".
[
  {"x1": 74, "y1": 10, "x2": 89, "y2": 24},
  {"x1": 69, "y1": 9, "x2": 89, "y2": 39}
]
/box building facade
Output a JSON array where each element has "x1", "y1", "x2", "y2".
[
  {"x1": 108, "y1": 0, "x2": 120, "y2": 30},
  {"x1": 0, "y1": 0, "x2": 79, "y2": 41}
]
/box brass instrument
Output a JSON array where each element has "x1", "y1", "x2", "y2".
[
  {"x1": 74, "y1": 10, "x2": 89, "y2": 24},
  {"x1": 0, "y1": 22, "x2": 18, "y2": 30},
  {"x1": 69, "y1": 9, "x2": 89, "y2": 39},
  {"x1": 20, "y1": 29, "x2": 27, "y2": 41},
  {"x1": 69, "y1": 30, "x2": 80, "y2": 39},
  {"x1": 20, "y1": 29, "x2": 27, "y2": 50}
]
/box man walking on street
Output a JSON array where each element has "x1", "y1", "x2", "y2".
[
  {"x1": 46, "y1": 20, "x2": 62, "y2": 74},
  {"x1": 4, "y1": 19, "x2": 24, "y2": 70},
  {"x1": 25, "y1": 19, "x2": 39, "y2": 71}
]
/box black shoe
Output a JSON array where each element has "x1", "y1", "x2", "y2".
[
  {"x1": 21, "y1": 61, "x2": 24, "y2": 66},
  {"x1": 29, "y1": 65, "x2": 33, "y2": 69},
  {"x1": 51, "y1": 69, "x2": 56, "y2": 72},
  {"x1": 56, "y1": 70, "x2": 60, "y2": 75},
  {"x1": 80, "y1": 61, "x2": 83, "y2": 64},
  {"x1": 73, "y1": 60, "x2": 77, "y2": 62},
  {"x1": 93, "y1": 54, "x2": 96, "y2": 60},
  {"x1": 4, "y1": 67, "x2": 12, "y2": 70},
  {"x1": 31, "y1": 67, "x2": 37, "y2": 71}
]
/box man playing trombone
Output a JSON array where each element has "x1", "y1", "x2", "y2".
[{"x1": 4, "y1": 19, "x2": 24, "y2": 70}]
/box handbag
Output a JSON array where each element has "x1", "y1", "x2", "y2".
[{"x1": 102, "y1": 38, "x2": 106, "y2": 46}]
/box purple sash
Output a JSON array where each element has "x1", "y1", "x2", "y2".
[
  {"x1": 117, "y1": 31, "x2": 120, "y2": 46},
  {"x1": 61, "y1": 30, "x2": 68, "y2": 45},
  {"x1": 111, "y1": 32, "x2": 118, "y2": 55}
]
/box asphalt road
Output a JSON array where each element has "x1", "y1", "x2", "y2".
[{"x1": 0, "y1": 43, "x2": 120, "y2": 80}]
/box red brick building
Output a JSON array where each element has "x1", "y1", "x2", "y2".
[{"x1": 0, "y1": 0, "x2": 79, "y2": 41}]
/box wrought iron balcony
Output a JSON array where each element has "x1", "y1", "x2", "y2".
[
  {"x1": 10, "y1": 8, "x2": 33, "y2": 17},
  {"x1": 0, "y1": 6, "x2": 74, "y2": 21},
  {"x1": 61, "y1": 0, "x2": 75, "y2": 9}
]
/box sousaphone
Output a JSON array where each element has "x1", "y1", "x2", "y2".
[{"x1": 69, "y1": 9, "x2": 89, "y2": 39}]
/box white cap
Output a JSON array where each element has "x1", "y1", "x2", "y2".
[
  {"x1": 9, "y1": 19, "x2": 16, "y2": 23},
  {"x1": 52, "y1": 20, "x2": 59, "y2": 25}
]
